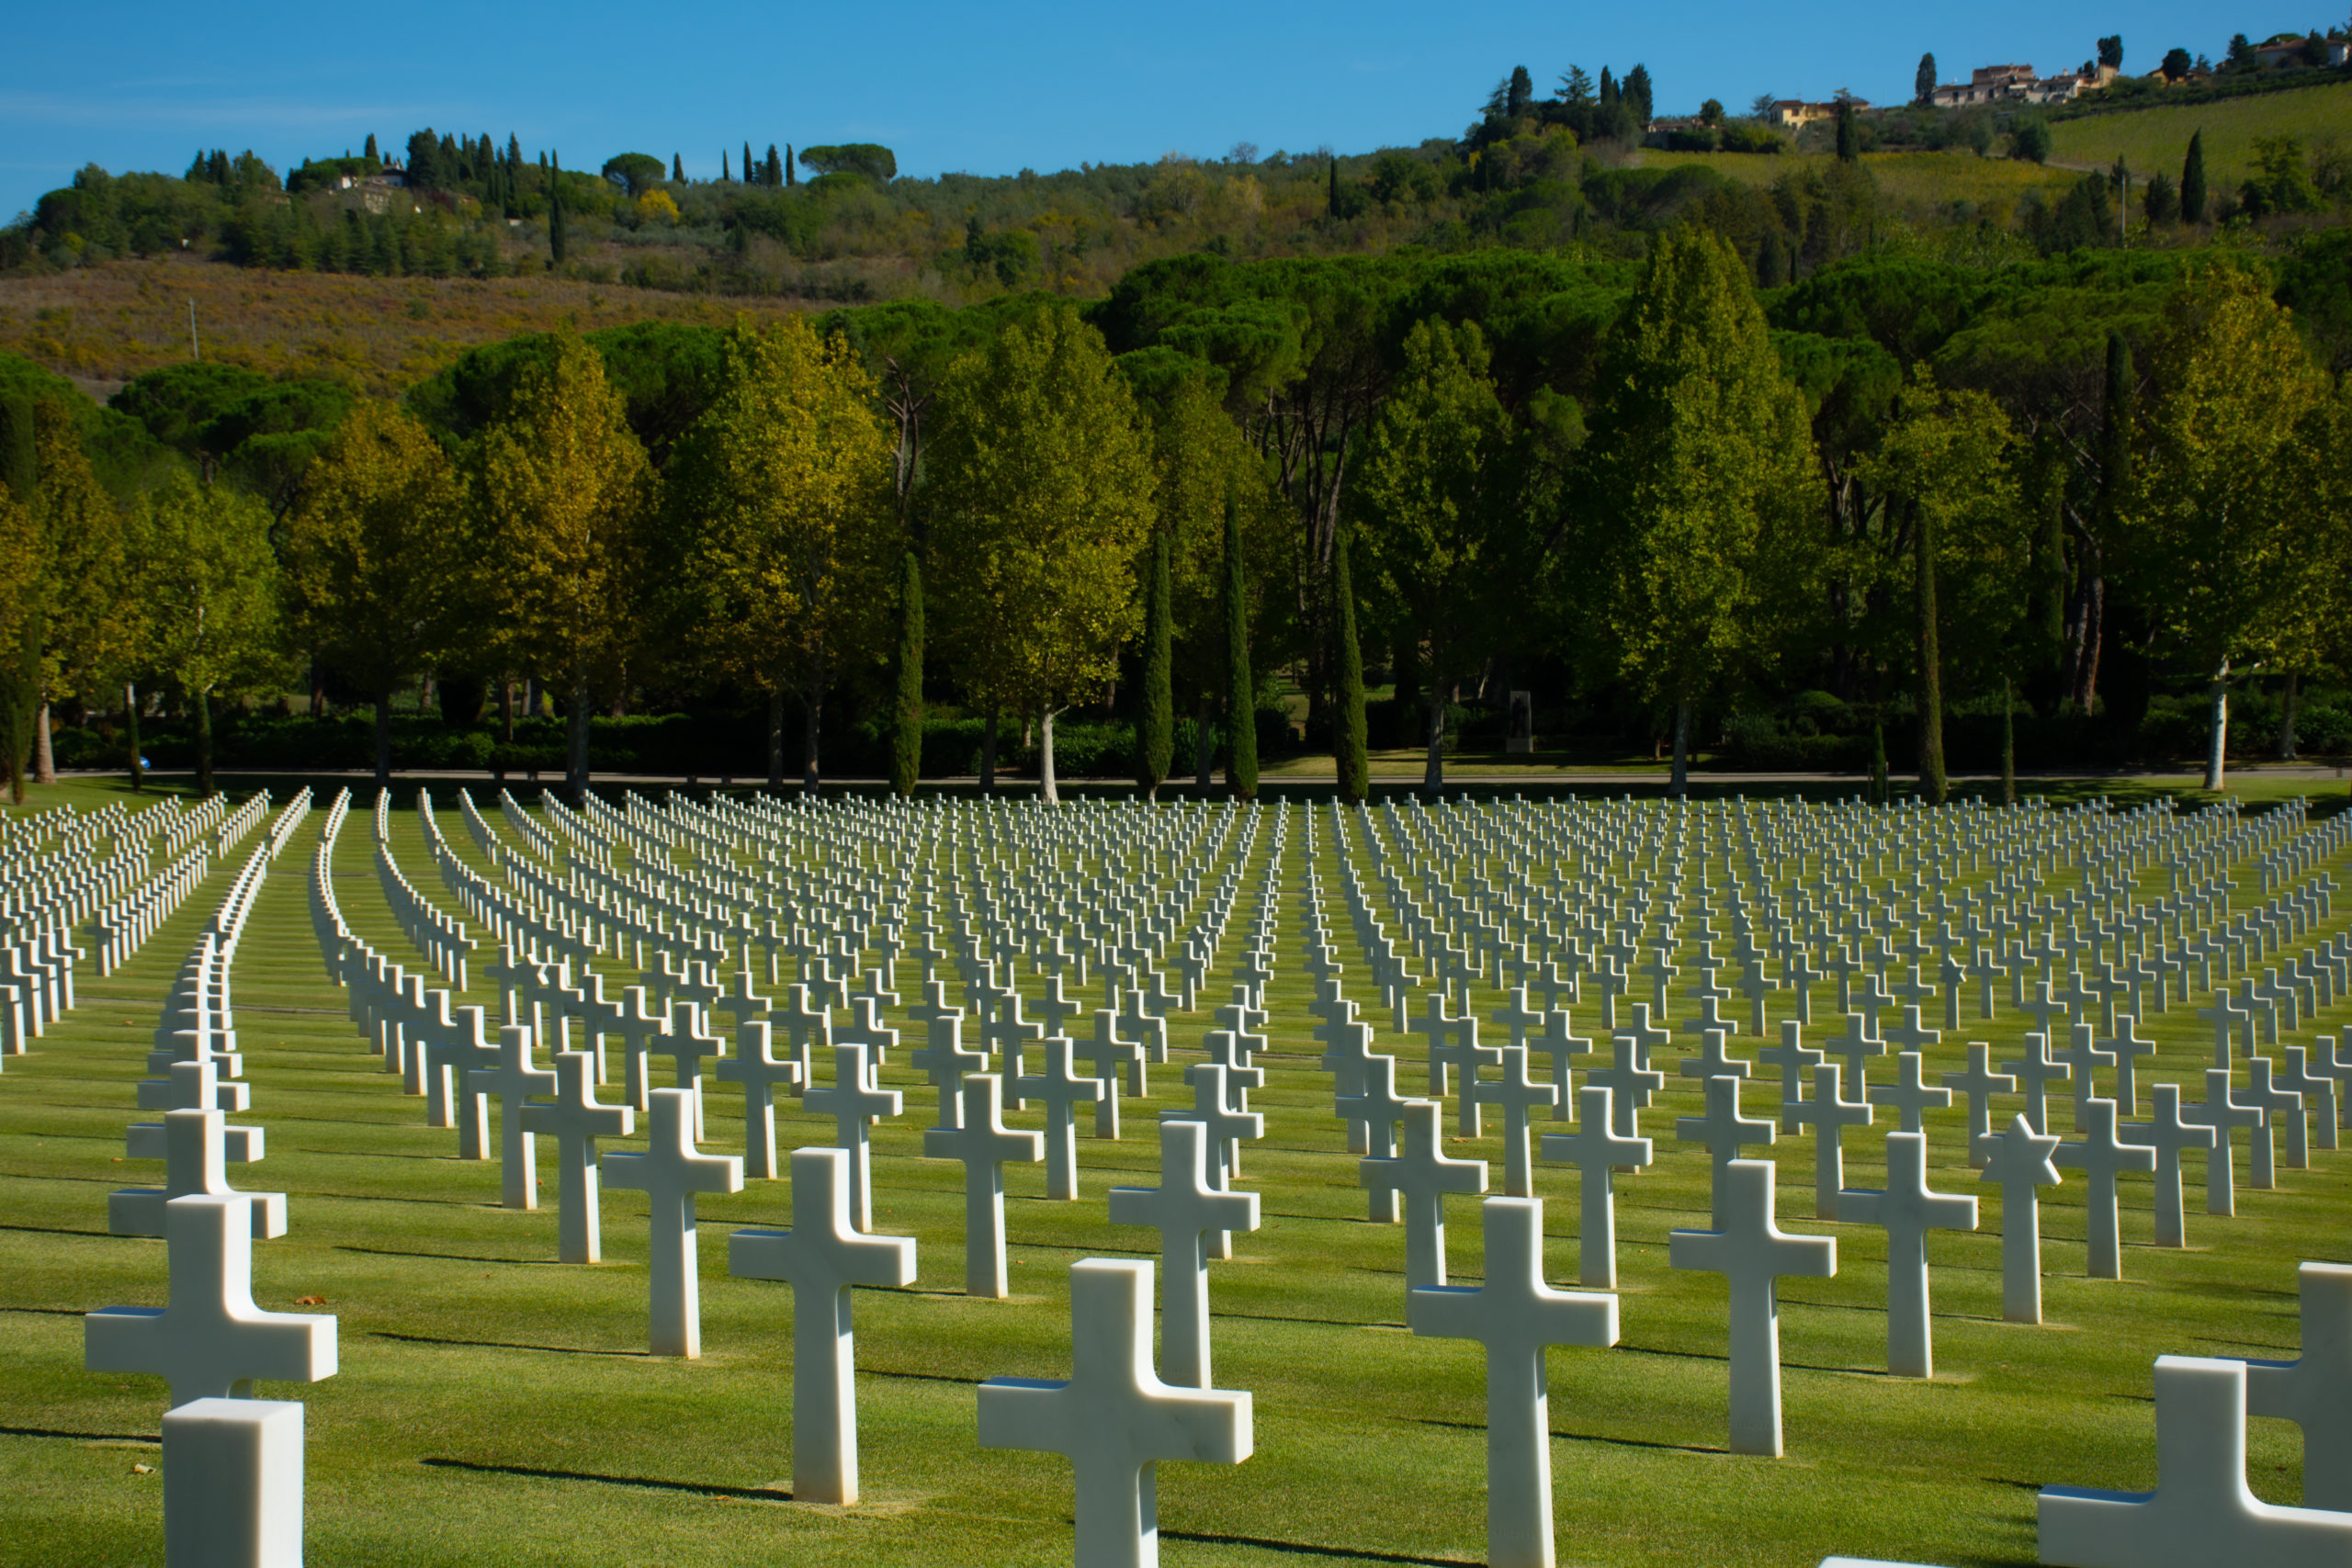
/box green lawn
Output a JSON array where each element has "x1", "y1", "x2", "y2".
[
  {"x1": 2049, "y1": 79, "x2": 2352, "y2": 187},
  {"x1": 3, "y1": 778, "x2": 2348, "y2": 1565}
]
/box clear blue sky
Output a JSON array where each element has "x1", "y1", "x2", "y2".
[{"x1": 0, "y1": 1, "x2": 2261, "y2": 218}]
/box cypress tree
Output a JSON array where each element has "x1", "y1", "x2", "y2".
[
  {"x1": 1836, "y1": 100, "x2": 1860, "y2": 162},
  {"x1": 765, "y1": 145, "x2": 782, "y2": 187},
  {"x1": 786, "y1": 144, "x2": 796, "y2": 187},
  {"x1": 722, "y1": 149, "x2": 731, "y2": 182},
  {"x1": 1136, "y1": 529, "x2": 1172, "y2": 800},
  {"x1": 2182, "y1": 130, "x2": 2208, "y2": 223},
  {"x1": 548, "y1": 152, "x2": 568, "y2": 263},
  {"x1": 1915, "y1": 498, "x2": 1946, "y2": 804},
  {"x1": 671, "y1": 152, "x2": 684, "y2": 182},
  {"x1": 1328, "y1": 156, "x2": 1338, "y2": 217},
  {"x1": 743, "y1": 141, "x2": 754, "y2": 185},
  {"x1": 891, "y1": 551, "x2": 924, "y2": 797},
  {"x1": 2098, "y1": 331, "x2": 2134, "y2": 531},
  {"x1": 1222, "y1": 494, "x2": 1257, "y2": 801},
  {"x1": 1331, "y1": 523, "x2": 1370, "y2": 806}
]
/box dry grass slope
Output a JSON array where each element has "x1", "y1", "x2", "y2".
[{"x1": 0, "y1": 253, "x2": 812, "y2": 400}]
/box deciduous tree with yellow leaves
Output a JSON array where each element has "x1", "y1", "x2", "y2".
[{"x1": 665, "y1": 316, "x2": 895, "y2": 789}]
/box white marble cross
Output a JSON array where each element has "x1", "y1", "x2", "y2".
[
  {"x1": 1978, "y1": 1113, "x2": 2063, "y2": 1324},
  {"x1": 1083, "y1": 1010, "x2": 1145, "y2": 1138},
  {"x1": 1867, "y1": 1050, "x2": 1952, "y2": 1134},
  {"x1": 1668, "y1": 1159, "x2": 1836, "y2": 1457},
  {"x1": 728, "y1": 1145, "x2": 918, "y2": 1505},
  {"x1": 1758, "y1": 1021, "x2": 1823, "y2": 1109},
  {"x1": 113, "y1": 1080, "x2": 284, "y2": 1241},
  {"x1": 1016, "y1": 1036, "x2": 1104, "y2": 1201},
  {"x1": 2246, "y1": 1057, "x2": 2305, "y2": 1177},
  {"x1": 2181, "y1": 1066, "x2": 2265, "y2": 1217},
  {"x1": 1109, "y1": 1120, "x2": 1260, "y2": 1388},
  {"x1": 806, "y1": 1042, "x2": 901, "y2": 1232},
  {"x1": 2118, "y1": 1083, "x2": 2216, "y2": 1248},
  {"x1": 2055, "y1": 1097, "x2": 2155, "y2": 1280},
  {"x1": 2242, "y1": 1261, "x2": 2352, "y2": 1512},
  {"x1": 2002, "y1": 1033, "x2": 2071, "y2": 1135},
  {"x1": 601, "y1": 1089, "x2": 743, "y2": 1358},
  {"x1": 712, "y1": 1020, "x2": 803, "y2": 1179},
  {"x1": 2039, "y1": 1355, "x2": 2352, "y2": 1568},
  {"x1": 1677, "y1": 1075, "x2": 1776, "y2": 1223},
  {"x1": 1335, "y1": 1050, "x2": 1413, "y2": 1191},
  {"x1": 1588, "y1": 1036, "x2": 1665, "y2": 1138},
  {"x1": 1837, "y1": 1131, "x2": 1977, "y2": 1378},
  {"x1": 1410, "y1": 1196, "x2": 1617, "y2": 1568},
  {"x1": 923, "y1": 1074, "x2": 1044, "y2": 1298},
  {"x1": 86, "y1": 1194, "x2": 336, "y2": 1407},
  {"x1": 911, "y1": 1011, "x2": 988, "y2": 1131},
  {"x1": 1471, "y1": 1045, "x2": 1558, "y2": 1198},
  {"x1": 654, "y1": 1001, "x2": 728, "y2": 1142},
  {"x1": 521, "y1": 1050, "x2": 634, "y2": 1263},
  {"x1": 161, "y1": 1397, "x2": 306, "y2": 1568},
  {"x1": 977, "y1": 1258, "x2": 1251, "y2": 1568},
  {"x1": 1940, "y1": 1044, "x2": 2015, "y2": 1168},
  {"x1": 2059, "y1": 1023, "x2": 2118, "y2": 1132},
  {"x1": 1363, "y1": 1099, "x2": 1488, "y2": 1290},
  {"x1": 1539, "y1": 1086, "x2": 1652, "y2": 1288},
  {"x1": 469, "y1": 1024, "x2": 556, "y2": 1211},
  {"x1": 2102, "y1": 1016, "x2": 2159, "y2": 1117}
]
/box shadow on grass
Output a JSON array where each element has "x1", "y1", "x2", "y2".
[
  {"x1": 373, "y1": 1331, "x2": 647, "y2": 1359},
  {"x1": 865, "y1": 1367, "x2": 979, "y2": 1387},
  {"x1": 420, "y1": 1456, "x2": 787, "y2": 1500},
  {"x1": 0, "y1": 1224, "x2": 124, "y2": 1239},
  {"x1": 1413, "y1": 1415, "x2": 1730, "y2": 1457},
  {"x1": 337, "y1": 1245, "x2": 549, "y2": 1266},
  {"x1": 0, "y1": 1425, "x2": 160, "y2": 1444},
  {"x1": 1159, "y1": 1530, "x2": 1478, "y2": 1565}
]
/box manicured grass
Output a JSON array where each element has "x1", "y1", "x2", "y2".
[
  {"x1": 4, "y1": 779, "x2": 2349, "y2": 1565},
  {"x1": 2049, "y1": 79, "x2": 2352, "y2": 188}
]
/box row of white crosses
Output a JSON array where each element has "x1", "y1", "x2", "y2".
[{"x1": 91, "y1": 792, "x2": 339, "y2": 1568}]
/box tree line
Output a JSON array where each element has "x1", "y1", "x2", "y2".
[{"x1": 2, "y1": 227, "x2": 2346, "y2": 802}]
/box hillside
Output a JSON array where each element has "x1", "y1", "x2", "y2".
[
  {"x1": 2049, "y1": 76, "x2": 2352, "y2": 184},
  {"x1": 0, "y1": 251, "x2": 804, "y2": 400}
]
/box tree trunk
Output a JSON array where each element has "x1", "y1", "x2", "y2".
[
  {"x1": 2205, "y1": 658, "x2": 2230, "y2": 792},
  {"x1": 2072, "y1": 571, "x2": 2105, "y2": 713},
  {"x1": 567, "y1": 671, "x2": 592, "y2": 797},
  {"x1": 891, "y1": 551, "x2": 924, "y2": 798},
  {"x1": 1195, "y1": 694, "x2": 1214, "y2": 796},
  {"x1": 1422, "y1": 683, "x2": 1449, "y2": 795},
  {"x1": 979, "y1": 708, "x2": 999, "y2": 793},
  {"x1": 1915, "y1": 503, "x2": 1947, "y2": 805},
  {"x1": 2000, "y1": 676, "x2": 2016, "y2": 807},
  {"x1": 2278, "y1": 671, "x2": 2300, "y2": 761},
  {"x1": 309, "y1": 657, "x2": 325, "y2": 719},
  {"x1": 1669, "y1": 697, "x2": 1690, "y2": 799},
  {"x1": 196, "y1": 689, "x2": 214, "y2": 797},
  {"x1": 801, "y1": 686, "x2": 821, "y2": 794},
  {"x1": 34, "y1": 701, "x2": 53, "y2": 784},
  {"x1": 499, "y1": 681, "x2": 514, "y2": 743},
  {"x1": 765, "y1": 688, "x2": 786, "y2": 790},
  {"x1": 373, "y1": 686, "x2": 394, "y2": 787},
  {"x1": 1040, "y1": 708, "x2": 1061, "y2": 805},
  {"x1": 126, "y1": 682, "x2": 143, "y2": 793}
]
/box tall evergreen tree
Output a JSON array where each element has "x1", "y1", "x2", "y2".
[
  {"x1": 548, "y1": 152, "x2": 568, "y2": 263},
  {"x1": 722, "y1": 149, "x2": 731, "y2": 182},
  {"x1": 1599, "y1": 66, "x2": 1617, "y2": 106},
  {"x1": 1917, "y1": 53, "x2": 1938, "y2": 104},
  {"x1": 1136, "y1": 528, "x2": 1172, "y2": 800},
  {"x1": 672, "y1": 152, "x2": 684, "y2": 182},
  {"x1": 1222, "y1": 493, "x2": 1257, "y2": 800},
  {"x1": 1623, "y1": 63, "x2": 1654, "y2": 123},
  {"x1": 765, "y1": 145, "x2": 782, "y2": 187},
  {"x1": 1331, "y1": 522, "x2": 1369, "y2": 806},
  {"x1": 2182, "y1": 130, "x2": 2208, "y2": 223},
  {"x1": 743, "y1": 141, "x2": 754, "y2": 186},
  {"x1": 891, "y1": 550, "x2": 923, "y2": 797},
  {"x1": 1328, "y1": 156, "x2": 1339, "y2": 217},
  {"x1": 786, "y1": 144, "x2": 797, "y2": 187},
  {"x1": 1836, "y1": 101, "x2": 1860, "y2": 162}
]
